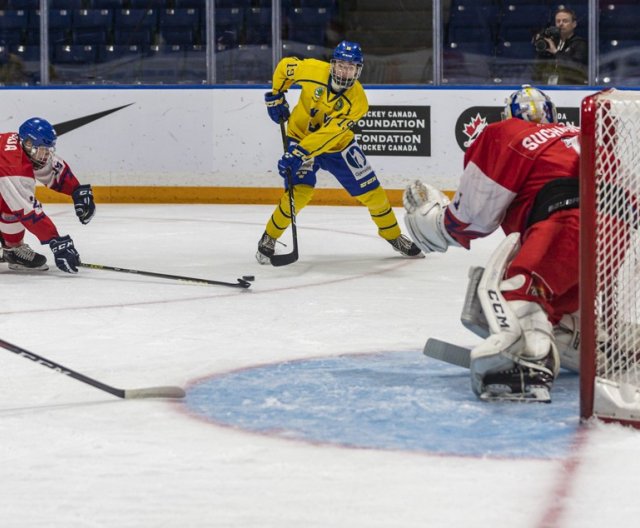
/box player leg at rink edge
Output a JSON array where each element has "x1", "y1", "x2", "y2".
[
  {"x1": 256, "y1": 40, "x2": 423, "y2": 264},
  {"x1": 403, "y1": 84, "x2": 583, "y2": 402}
]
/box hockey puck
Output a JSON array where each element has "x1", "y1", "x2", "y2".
[{"x1": 242, "y1": 275, "x2": 255, "y2": 282}]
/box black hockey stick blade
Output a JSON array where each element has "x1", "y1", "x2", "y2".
[
  {"x1": 270, "y1": 247, "x2": 298, "y2": 267},
  {"x1": 0, "y1": 338, "x2": 185, "y2": 399},
  {"x1": 423, "y1": 338, "x2": 471, "y2": 369},
  {"x1": 80, "y1": 263, "x2": 251, "y2": 289}
]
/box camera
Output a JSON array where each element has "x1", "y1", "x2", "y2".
[{"x1": 533, "y1": 26, "x2": 561, "y2": 53}]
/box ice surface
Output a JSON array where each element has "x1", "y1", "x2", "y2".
[{"x1": 1, "y1": 204, "x2": 639, "y2": 528}]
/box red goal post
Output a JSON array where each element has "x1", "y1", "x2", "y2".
[{"x1": 580, "y1": 88, "x2": 640, "y2": 426}]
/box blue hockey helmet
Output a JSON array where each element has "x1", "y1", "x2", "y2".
[
  {"x1": 502, "y1": 85, "x2": 557, "y2": 124},
  {"x1": 330, "y1": 40, "x2": 364, "y2": 90},
  {"x1": 18, "y1": 117, "x2": 57, "y2": 168}
]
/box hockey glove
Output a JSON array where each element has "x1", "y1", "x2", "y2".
[
  {"x1": 264, "y1": 91, "x2": 290, "y2": 124},
  {"x1": 403, "y1": 180, "x2": 449, "y2": 213},
  {"x1": 48, "y1": 235, "x2": 80, "y2": 274},
  {"x1": 72, "y1": 184, "x2": 96, "y2": 225},
  {"x1": 278, "y1": 144, "x2": 310, "y2": 179}
]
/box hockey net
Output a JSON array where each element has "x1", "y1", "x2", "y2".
[{"x1": 580, "y1": 89, "x2": 640, "y2": 426}]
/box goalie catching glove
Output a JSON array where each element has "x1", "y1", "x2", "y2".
[
  {"x1": 403, "y1": 180, "x2": 459, "y2": 253},
  {"x1": 264, "y1": 91, "x2": 290, "y2": 124}
]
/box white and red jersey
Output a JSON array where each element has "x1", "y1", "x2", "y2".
[
  {"x1": 444, "y1": 118, "x2": 580, "y2": 248},
  {"x1": 0, "y1": 132, "x2": 81, "y2": 244}
]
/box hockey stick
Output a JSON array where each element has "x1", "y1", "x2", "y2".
[
  {"x1": 80, "y1": 263, "x2": 252, "y2": 289},
  {"x1": 0, "y1": 337, "x2": 185, "y2": 399},
  {"x1": 270, "y1": 120, "x2": 299, "y2": 267},
  {"x1": 423, "y1": 338, "x2": 471, "y2": 369}
]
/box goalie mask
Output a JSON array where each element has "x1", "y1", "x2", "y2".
[
  {"x1": 19, "y1": 117, "x2": 57, "y2": 169},
  {"x1": 502, "y1": 85, "x2": 557, "y2": 124},
  {"x1": 330, "y1": 40, "x2": 363, "y2": 91}
]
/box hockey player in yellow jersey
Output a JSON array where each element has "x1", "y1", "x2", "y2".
[{"x1": 256, "y1": 40, "x2": 423, "y2": 264}]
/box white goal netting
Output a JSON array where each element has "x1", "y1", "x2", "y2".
[{"x1": 591, "y1": 90, "x2": 640, "y2": 421}]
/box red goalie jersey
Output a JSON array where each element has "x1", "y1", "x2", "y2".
[
  {"x1": 444, "y1": 118, "x2": 581, "y2": 323},
  {"x1": 0, "y1": 131, "x2": 81, "y2": 244},
  {"x1": 444, "y1": 118, "x2": 580, "y2": 247}
]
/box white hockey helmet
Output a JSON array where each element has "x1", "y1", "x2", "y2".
[{"x1": 502, "y1": 85, "x2": 557, "y2": 124}]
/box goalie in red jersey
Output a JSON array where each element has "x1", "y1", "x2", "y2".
[
  {"x1": 0, "y1": 117, "x2": 95, "y2": 273},
  {"x1": 404, "y1": 85, "x2": 580, "y2": 403}
]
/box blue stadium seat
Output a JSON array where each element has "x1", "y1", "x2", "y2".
[
  {"x1": 496, "y1": 39, "x2": 535, "y2": 59},
  {"x1": 298, "y1": 0, "x2": 336, "y2": 12},
  {"x1": 113, "y1": 8, "x2": 158, "y2": 47},
  {"x1": 175, "y1": 0, "x2": 205, "y2": 8},
  {"x1": 114, "y1": 8, "x2": 158, "y2": 29},
  {"x1": 254, "y1": 0, "x2": 291, "y2": 8},
  {"x1": 245, "y1": 7, "x2": 270, "y2": 45},
  {"x1": 601, "y1": 38, "x2": 640, "y2": 55},
  {"x1": 51, "y1": 0, "x2": 84, "y2": 9},
  {"x1": 286, "y1": 7, "x2": 332, "y2": 46},
  {"x1": 447, "y1": 3, "x2": 499, "y2": 46},
  {"x1": 215, "y1": 0, "x2": 250, "y2": 7},
  {"x1": 95, "y1": 44, "x2": 144, "y2": 82},
  {"x1": 138, "y1": 44, "x2": 185, "y2": 83},
  {"x1": 6, "y1": 0, "x2": 39, "y2": 9},
  {"x1": 97, "y1": 43, "x2": 144, "y2": 63},
  {"x1": 9, "y1": 43, "x2": 40, "y2": 82},
  {"x1": 53, "y1": 44, "x2": 97, "y2": 64},
  {"x1": 72, "y1": 9, "x2": 113, "y2": 45},
  {"x1": 10, "y1": 43, "x2": 39, "y2": 61},
  {"x1": 601, "y1": 5, "x2": 640, "y2": 40},
  {"x1": 447, "y1": 40, "x2": 495, "y2": 57},
  {"x1": 159, "y1": 8, "x2": 200, "y2": 46},
  {"x1": 215, "y1": 7, "x2": 243, "y2": 47},
  {"x1": 0, "y1": 10, "x2": 28, "y2": 46},
  {"x1": 27, "y1": 9, "x2": 71, "y2": 45},
  {"x1": 498, "y1": 4, "x2": 551, "y2": 44},
  {"x1": 446, "y1": 3, "x2": 499, "y2": 61},
  {"x1": 87, "y1": 0, "x2": 126, "y2": 8},
  {"x1": 182, "y1": 43, "x2": 206, "y2": 80},
  {"x1": 232, "y1": 44, "x2": 271, "y2": 81},
  {"x1": 129, "y1": 0, "x2": 167, "y2": 8}
]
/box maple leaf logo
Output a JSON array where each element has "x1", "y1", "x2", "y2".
[{"x1": 462, "y1": 113, "x2": 488, "y2": 148}]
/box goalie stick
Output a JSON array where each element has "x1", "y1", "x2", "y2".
[
  {"x1": 0, "y1": 337, "x2": 185, "y2": 399},
  {"x1": 423, "y1": 338, "x2": 471, "y2": 369},
  {"x1": 270, "y1": 120, "x2": 299, "y2": 267},
  {"x1": 80, "y1": 263, "x2": 252, "y2": 289}
]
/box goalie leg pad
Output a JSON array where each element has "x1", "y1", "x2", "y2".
[
  {"x1": 554, "y1": 313, "x2": 580, "y2": 372},
  {"x1": 470, "y1": 233, "x2": 560, "y2": 402},
  {"x1": 460, "y1": 266, "x2": 489, "y2": 338}
]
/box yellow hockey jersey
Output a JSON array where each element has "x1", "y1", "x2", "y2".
[{"x1": 271, "y1": 57, "x2": 368, "y2": 156}]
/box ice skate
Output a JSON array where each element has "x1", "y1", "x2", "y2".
[
  {"x1": 3, "y1": 243, "x2": 49, "y2": 271},
  {"x1": 388, "y1": 234, "x2": 424, "y2": 258},
  {"x1": 256, "y1": 231, "x2": 276, "y2": 265}
]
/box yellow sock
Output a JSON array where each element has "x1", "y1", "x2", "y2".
[
  {"x1": 356, "y1": 186, "x2": 401, "y2": 240},
  {"x1": 265, "y1": 184, "x2": 314, "y2": 239}
]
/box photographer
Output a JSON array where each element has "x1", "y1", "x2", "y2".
[{"x1": 532, "y1": 8, "x2": 587, "y2": 85}]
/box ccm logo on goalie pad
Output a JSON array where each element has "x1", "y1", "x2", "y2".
[{"x1": 488, "y1": 289, "x2": 511, "y2": 329}]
